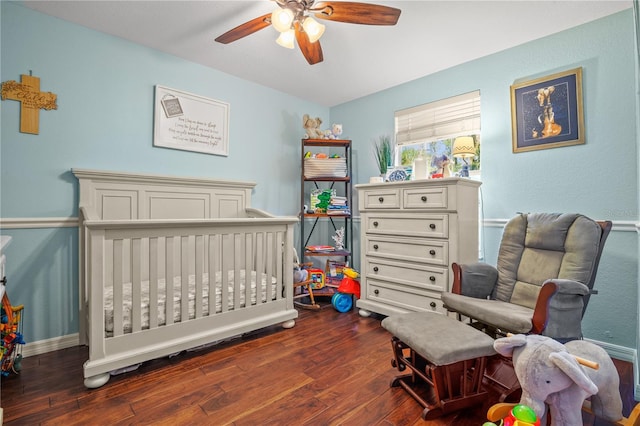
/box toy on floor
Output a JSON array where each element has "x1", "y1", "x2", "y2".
[
  {"x1": 1, "y1": 287, "x2": 25, "y2": 376},
  {"x1": 331, "y1": 267, "x2": 360, "y2": 313},
  {"x1": 491, "y1": 334, "x2": 624, "y2": 426},
  {"x1": 484, "y1": 403, "x2": 540, "y2": 426}
]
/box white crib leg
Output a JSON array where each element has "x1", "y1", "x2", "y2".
[
  {"x1": 281, "y1": 319, "x2": 296, "y2": 329},
  {"x1": 84, "y1": 373, "x2": 110, "y2": 389}
]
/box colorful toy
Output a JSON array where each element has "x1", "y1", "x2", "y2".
[
  {"x1": 331, "y1": 267, "x2": 361, "y2": 313},
  {"x1": 485, "y1": 403, "x2": 540, "y2": 426},
  {"x1": 0, "y1": 287, "x2": 25, "y2": 376},
  {"x1": 307, "y1": 268, "x2": 325, "y2": 290}
]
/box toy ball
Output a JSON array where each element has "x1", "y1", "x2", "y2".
[{"x1": 502, "y1": 404, "x2": 540, "y2": 426}]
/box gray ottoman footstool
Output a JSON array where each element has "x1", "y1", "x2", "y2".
[{"x1": 382, "y1": 311, "x2": 497, "y2": 420}]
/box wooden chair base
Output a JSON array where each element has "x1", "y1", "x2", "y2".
[{"x1": 389, "y1": 336, "x2": 491, "y2": 420}]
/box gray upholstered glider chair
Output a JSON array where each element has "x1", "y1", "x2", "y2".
[{"x1": 441, "y1": 213, "x2": 611, "y2": 342}]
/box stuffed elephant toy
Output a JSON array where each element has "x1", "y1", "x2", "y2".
[{"x1": 494, "y1": 334, "x2": 623, "y2": 426}]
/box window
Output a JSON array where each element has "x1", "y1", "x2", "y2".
[{"x1": 394, "y1": 91, "x2": 481, "y2": 178}]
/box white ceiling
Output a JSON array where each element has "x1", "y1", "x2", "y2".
[{"x1": 20, "y1": 0, "x2": 632, "y2": 107}]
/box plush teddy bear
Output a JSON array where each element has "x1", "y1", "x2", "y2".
[
  {"x1": 302, "y1": 114, "x2": 324, "y2": 139},
  {"x1": 493, "y1": 334, "x2": 624, "y2": 426},
  {"x1": 324, "y1": 123, "x2": 343, "y2": 139}
]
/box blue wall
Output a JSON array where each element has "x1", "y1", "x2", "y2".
[
  {"x1": 1, "y1": 3, "x2": 638, "y2": 353},
  {"x1": 331, "y1": 9, "x2": 638, "y2": 349},
  {"x1": 1, "y1": 2, "x2": 327, "y2": 343}
]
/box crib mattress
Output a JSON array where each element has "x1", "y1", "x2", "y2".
[{"x1": 104, "y1": 270, "x2": 277, "y2": 335}]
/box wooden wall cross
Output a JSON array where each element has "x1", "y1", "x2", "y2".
[{"x1": 1, "y1": 74, "x2": 57, "y2": 134}]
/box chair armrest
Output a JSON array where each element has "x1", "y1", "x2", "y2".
[
  {"x1": 548, "y1": 278, "x2": 590, "y2": 295},
  {"x1": 531, "y1": 279, "x2": 591, "y2": 339},
  {"x1": 451, "y1": 262, "x2": 498, "y2": 298}
]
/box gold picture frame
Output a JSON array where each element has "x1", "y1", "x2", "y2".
[{"x1": 511, "y1": 67, "x2": 584, "y2": 153}]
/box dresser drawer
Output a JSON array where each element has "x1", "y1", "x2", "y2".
[
  {"x1": 361, "y1": 189, "x2": 400, "y2": 210},
  {"x1": 403, "y1": 186, "x2": 448, "y2": 209},
  {"x1": 364, "y1": 258, "x2": 448, "y2": 292},
  {"x1": 365, "y1": 236, "x2": 448, "y2": 266},
  {"x1": 364, "y1": 214, "x2": 448, "y2": 238},
  {"x1": 366, "y1": 279, "x2": 445, "y2": 313}
]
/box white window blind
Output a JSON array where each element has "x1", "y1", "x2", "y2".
[{"x1": 395, "y1": 90, "x2": 481, "y2": 146}]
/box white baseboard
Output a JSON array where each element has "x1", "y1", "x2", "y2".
[{"x1": 21, "y1": 333, "x2": 80, "y2": 358}]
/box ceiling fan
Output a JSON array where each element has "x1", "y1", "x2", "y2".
[{"x1": 215, "y1": 1, "x2": 401, "y2": 65}]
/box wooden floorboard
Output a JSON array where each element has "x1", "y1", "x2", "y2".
[{"x1": 1, "y1": 306, "x2": 636, "y2": 425}]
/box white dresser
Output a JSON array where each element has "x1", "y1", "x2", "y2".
[{"x1": 356, "y1": 178, "x2": 480, "y2": 317}]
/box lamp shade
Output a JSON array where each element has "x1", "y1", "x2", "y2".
[
  {"x1": 276, "y1": 29, "x2": 295, "y2": 49},
  {"x1": 271, "y1": 8, "x2": 294, "y2": 32},
  {"x1": 302, "y1": 17, "x2": 325, "y2": 43},
  {"x1": 452, "y1": 136, "x2": 475, "y2": 158}
]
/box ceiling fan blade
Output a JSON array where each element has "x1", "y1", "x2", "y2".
[
  {"x1": 295, "y1": 22, "x2": 323, "y2": 65},
  {"x1": 215, "y1": 13, "x2": 272, "y2": 44},
  {"x1": 313, "y1": 2, "x2": 401, "y2": 25}
]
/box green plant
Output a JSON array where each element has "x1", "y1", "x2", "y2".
[{"x1": 373, "y1": 135, "x2": 393, "y2": 175}]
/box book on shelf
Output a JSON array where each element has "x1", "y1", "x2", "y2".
[{"x1": 305, "y1": 245, "x2": 335, "y2": 252}]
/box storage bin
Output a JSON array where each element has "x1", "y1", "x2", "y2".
[{"x1": 304, "y1": 158, "x2": 347, "y2": 178}]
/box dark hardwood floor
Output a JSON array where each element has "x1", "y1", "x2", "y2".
[{"x1": 1, "y1": 305, "x2": 637, "y2": 425}]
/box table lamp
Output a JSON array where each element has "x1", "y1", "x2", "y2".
[{"x1": 452, "y1": 136, "x2": 475, "y2": 177}]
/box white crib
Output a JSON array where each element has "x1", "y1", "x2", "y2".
[{"x1": 73, "y1": 169, "x2": 298, "y2": 388}]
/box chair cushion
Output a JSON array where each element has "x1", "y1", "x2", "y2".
[
  {"x1": 441, "y1": 292, "x2": 533, "y2": 333},
  {"x1": 495, "y1": 213, "x2": 601, "y2": 309},
  {"x1": 381, "y1": 312, "x2": 496, "y2": 366}
]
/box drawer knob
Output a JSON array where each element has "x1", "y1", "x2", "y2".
[
  {"x1": 378, "y1": 197, "x2": 384, "y2": 203},
  {"x1": 373, "y1": 244, "x2": 379, "y2": 250},
  {"x1": 430, "y1": 301, "x2": 436, "y2": 308},
  {"x1": 374, "y1": 289, "x2": 380, "y2": 295},
  {"x1": 373, "y1": 266, "x2": 379, "y2": 272},
  {"x1": 429, "y1": 276, "x2": 436, "y2": 282},
  {"x1": 421, "y1": 196, "x2": 427, "y2": 202},
  {"x1": 373, "y1": 221, "x2": 379, "y2": 227},
  {"x1": 429, "y1": 249, "x2": 436, "y2": 256},
  {"x1": 429, "y1": 223, "x2": 436, "y2": 230}
]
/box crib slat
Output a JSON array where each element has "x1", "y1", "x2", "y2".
[
  {"x1": 220, "y1": 235, "x2": 229, "y2": 313},
  {"x1": 195, "y1": 235, "x2": 204, "y2": 319},
  {"x1": 149, "y1": 237, "x2": 159, "y2": 329},
  {"x1": 276, "y1": 231, "x2": 283, "y2": 301},
  {"x1": 113, "y1": 239, "x2": 124, "y2": 337},
  {"x1": 181, "y1": 236, "x2": 189, "y2": 322},
  {"x1": 233, "y1": 233, "x2": 242, "y2": 310},
  {"x1": 255, "y1": 232, "x2": 264, "y2": 306},
  {"x1": 131, "y1": 238, "x2": 142, "y2": 333},
  {"x1": 245, "y1": 233, "x2": 253, "y2": 308},
  {"x1": 266, "y1": 233, "x2": 274, "y2": 303},
  {"x1": 209, "y1": 234, "x2": 218, "y2": 315},
  {"x1": 165, "y1": 236, "x2": 174, "y2": 326}
]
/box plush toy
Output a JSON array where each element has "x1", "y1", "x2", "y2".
[
  {"x1": 324, "y1": 123, "x2": 343, "y2": 139},
  {"x1": 493, "y1": 334, "x2": 624, "y2": 426},
  {"x1": 302, "y1": 114, "x2": 325, "y2": 139}
]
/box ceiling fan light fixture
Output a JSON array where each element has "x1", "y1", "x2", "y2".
[
  {"x1": 271, "y1": 8, "x2": 294, "y2": 32},
  {"x1": 276, "y1": 29, "x2": 296, "y2": 49},
  {"x1": 302, "y1": 16, "x2": 325, "y2": 43}
]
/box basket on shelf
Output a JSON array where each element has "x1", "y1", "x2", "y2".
[{"x1": 304, "y1": 158, "x2": 347, "y2": 178}]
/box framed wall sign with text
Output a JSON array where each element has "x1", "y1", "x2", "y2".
[
  {"x1": 510, "y1": 67, "x2": 584, "y2": 153},
  {"x1": 154, "y1": 85, "x2": 229, "y2": 156}
]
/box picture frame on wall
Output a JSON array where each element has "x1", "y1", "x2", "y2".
[
  {"x1": 153, "y1": 85, "x2": 230, "y2": 156},
  {"x1": 510, "y1": 67, "x2": 584, "y2": 153}
]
